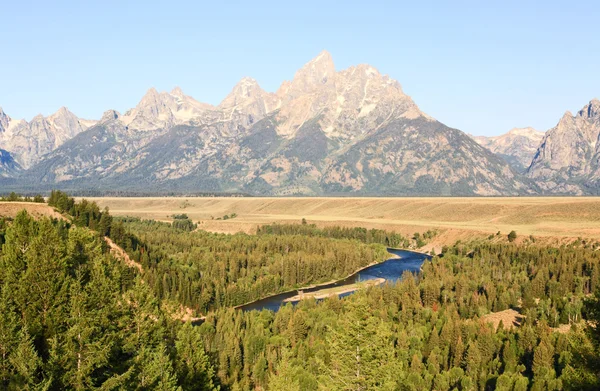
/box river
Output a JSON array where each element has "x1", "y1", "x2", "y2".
[{"x1": 239, "y1": 249, "x2": 431, "y2": 312}]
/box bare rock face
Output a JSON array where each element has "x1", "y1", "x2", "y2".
[
  {"x1": 274, "y1": 51, "x2": 423, "y2": 141},
  {"x1": 121, "y1": 87, "x2": 213, "y2": 131},
  {"x1": 218, "y1": 77, "x2": 280, "y2": 128},
  {"x1": 0, "y1": 107, "x2": 10, "y2": 132},
  {"x1": 284, "y1": 50, "x2": 336, "y2": 99},
  {"x1": 474, "y1": 127, "x2": 545, "y2": 172},
  {"x1": 0, "y1": 107, "x2": 95, "y2": 168},
  {"x1": 526, "y1": 99, "x2": 600, "y2": 193}
]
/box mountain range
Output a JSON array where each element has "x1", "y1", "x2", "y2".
[
  {"x1": 473, "y1": 127, "x2": 545, "y2": 173},
  {"x1": 0, "y1": 51, "x2": 598, "y2": 195}
]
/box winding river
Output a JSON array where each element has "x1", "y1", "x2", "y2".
[{"x1": 239, "y1": 249, "x2": 431, "y2": 312}]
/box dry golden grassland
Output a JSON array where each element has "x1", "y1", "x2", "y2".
[
  {"x1": 83, "y1": 196, "x2": 600, "y2": 248},
  {"x1": 0, "y1": 202, "x2": 64, "y2": 220}
]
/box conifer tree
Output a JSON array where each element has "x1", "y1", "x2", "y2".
[
  {"x1": 0, "y1": 286, "x2": 18, "y2": 387},
  {"x1": 9, "y1": 326, "x2": 48, "y2": 390},
  {"x1": 174, "y1": 322, "x2": 219, "y2": 391}
]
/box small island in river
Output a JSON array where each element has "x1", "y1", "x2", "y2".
[{"x1": 283, "y1": 277, "x2": 386, "y2": 302}]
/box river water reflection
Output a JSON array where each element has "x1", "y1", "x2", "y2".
[{"x1": 239, "y1": 249, "x2": 431, "y2": 312}]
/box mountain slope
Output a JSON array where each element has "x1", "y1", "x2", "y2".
[
  {"x1": 24, "y1": 51, "x2": 530, "y2": 195},
  {"x1": 526, "y1": 99, "x2": 600, "y2": 194},
  {"x1": 473, "y1": 127, "x2": 544, "y2": 172},
  {"x1": 0, "y1": 148, "x2": 21, "y2": 177}
]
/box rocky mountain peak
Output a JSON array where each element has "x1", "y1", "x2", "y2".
[
  {"x1": 220, "y1": 77, "x2": 263, "y2": 106},
  {"x1": 170, "y1": 86, "x2": 184, "y2": 97},
  {"x1": 122, "y1": 87, "x2": 214, "y2": 130},
  {"x1": 48, "y1": 106, "x2": 74, "y2": 121},
  {"x1": 0, "y1": 106, "x2": 92, "y2": 169},
  {"x1": 308, "y1": 50, "x2": 334, "y2": 69},
  {"x1": 218, "y1": 77, "x2": 280, "y2": 126},
  {"x1": 101, "y1": 109, "x2": 121, "y2": 122},
  {"x1": 577, "y1": 99, "x2": 600, "y2": 120},
  {"x1": 556, "y1": 111, "x2": 575, "y2": 127},
  {"x1": 141, "y1": 87, "x2": 160, "y2": 101},
  {"x1": 287, "y1": 50, "x2": 336, "y2": 98},
  {"x1": 122, "y1": 88, "x2": 175, "y2": 129}
]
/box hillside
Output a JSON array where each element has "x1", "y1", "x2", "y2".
[{"x1": 0, "y1": 201, "x2": 63, "y2": 220}]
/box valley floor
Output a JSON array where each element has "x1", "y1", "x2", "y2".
[{"x1": 87, "y1": 196, "x2": 600, "y2": 250}]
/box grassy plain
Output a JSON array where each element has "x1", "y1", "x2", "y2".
[{"x1": 83, "y1": 196, "x2": 600, "y2": 249}]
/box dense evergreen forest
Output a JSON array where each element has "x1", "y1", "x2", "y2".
[
  {"x1": 112, "y1": 218, "x2": 389, "y2": 312},
  {"x1": 0, "y1": 210, "x2": 218, "y2": 390},
  {"x1": 2, "y1": 191, "x2": 600, "y2": 390},
  {"x1": 197, "y1": 242, "x2": 600, "y2": 391}
]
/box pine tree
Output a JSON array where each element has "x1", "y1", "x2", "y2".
[
  {"x1": 453, "y1": 335, "x2": 465, "y2": 368},
  {"x1": 174, "y1": 322, "x2": 219, "y2": 391},
  {"x1": 60, "y1": 271, "x2": 113, "y2": 390},
  {"x1": 268, "y1": 349, "x2": 300, "y2": 391},
  {"x1": 9, "y1": 326, "x2": 49, "y2": 390},
  {"x1": 136, "y1": 344, "x2": 182, "y2": 391},
  {"x1": 0, "y1": 285, "x2": 18, "y2": 387},
  {"x1": 318, "y1": 295, "x2": 401, "y2": 390},
  {"x1": 532, "y1": 336, "x2": 556, "y2": 388},
  {"x1": 502, "y1": 340, "x2": 518, "y2": 373},
  {"x1": 466, "y1": 341, "x2": 482, "y2": 374}
]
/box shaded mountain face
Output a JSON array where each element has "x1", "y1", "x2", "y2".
[
  {"x1": 473, "y1": 127, "x2": 545, "y2": 172},
  {"x1": 25, "y1": 51, "x2": 529, "y2": 195},
  {"x1": 0, "y1": 106, "x2": 95, "y2": 168},
  {"x1": 526, "y1": 99, "x2": 600, "y2": 194},
  {"x1": 0, "y1": 148, "x2": 21, "y2": 178}
]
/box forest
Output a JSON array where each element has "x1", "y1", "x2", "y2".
[
  {"x1": 196, "y1": 241, "x2": 600, "y2": 390},
  {"x1": 111, "y1": 218, "x2": 389, "y2": 312},
  {"x1": 0, "y1": 210, "x2": 218, "y2": 390},
  {"x1": 1, "y1": 191, "x2": 600, "y2": 390}
]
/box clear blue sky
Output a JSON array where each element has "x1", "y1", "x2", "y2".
[{"x1": 1, "y1": 0, "x2": 598, "y2": 136}]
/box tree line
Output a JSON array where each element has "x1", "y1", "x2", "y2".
[
  {"x1": 0, "y1": 192, "x2": 45, "y2": 203},
  {"x1": 256, "y1": 222, "x2": 410, "y2": 248}
]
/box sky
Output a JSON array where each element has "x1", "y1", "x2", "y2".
[{"x1": 1, "y1": 0, "x2": 599, "y2": 136}]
